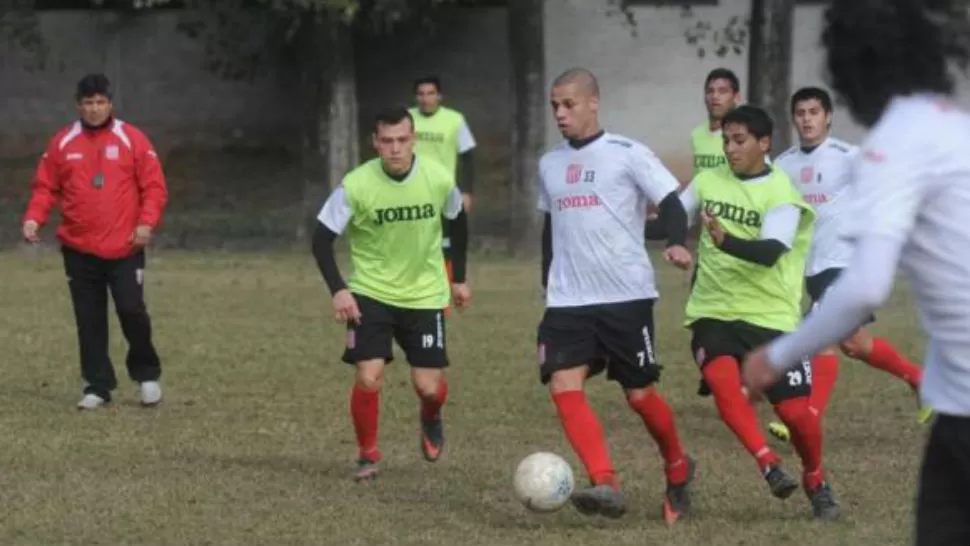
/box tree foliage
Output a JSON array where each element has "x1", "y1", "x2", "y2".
[
  {"x1": 0, "y1": 0, "x2": 460, "y2": 78},
  {"x1": 0, "y1": 1, "x2": 50, "y2": 71},
  {"x1": 606, "y1": 0, "x2": 748, "y2": 58}
]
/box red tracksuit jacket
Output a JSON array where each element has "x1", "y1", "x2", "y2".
[{"x1": 23, "y1": 118, "x2": 168, "y2": 260}]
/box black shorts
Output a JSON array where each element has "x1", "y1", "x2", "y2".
[
  {"x1": 537, "y1": 299, "x2": 661, "y2": 390},
  {"x1": 916, "y1": 414, "x2": 970, "y2": 546},
  {"x1": 806, "y1": 267, "x2": 875, "y2": 324},
  {"x1": 341, "y1": 293, "x2": 449, "y2": 368},
  {"x1": 689, "y1": 318, "x2": 811, "y2": 405}
]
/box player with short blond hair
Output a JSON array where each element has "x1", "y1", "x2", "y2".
[{"x1": 536, "y1": 67, "x2": 696, "y2": 525}]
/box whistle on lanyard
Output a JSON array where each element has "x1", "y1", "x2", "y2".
[{"x1": 92, "y1": 146, "x2": 105, "y2": 189}]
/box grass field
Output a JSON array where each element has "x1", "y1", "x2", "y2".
[{"x1": 0, "y1": 247, "x2": 928, "y2": 546}]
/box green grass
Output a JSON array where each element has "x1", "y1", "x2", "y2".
[{"x1": 0, "y1": 247, "x2": 927, "y2": 546}]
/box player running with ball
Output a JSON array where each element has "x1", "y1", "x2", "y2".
[
  {"x1": 312, "y1": 107, "x2": 471, "y2": 481},
  {"x1": 536, "y1": 68, "x2": 696, "y2": 525},
  {"x1": 680, "y1": 105, "x2": 839, "y2": 521},
  {"x1": 769, "y1": 87, "x2": 929, "y2": 443}
]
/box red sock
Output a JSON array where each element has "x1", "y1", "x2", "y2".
[
  {"x1": 628, "y1": 389, "x2": 689, "y2": 484},
  {"x1": 863, "y1": 337, "x2": 923, "y2": 389},
  {"x1": 350, "y1": 385, "x2": 381, "y2": 461},
  {"x1": 703, "y1": 356, "x2": 780, "y2": 473},
  {"x1": 810, "y1": 353, "x2": 840, "y2": 419},
  {"x1": 552, "y1": 390, "x2": 616, "y2": 487},
  {"x1": 419, "y1": 376, "x2": 449, "y2": 422},
  {"x1": 774, "y1": 397, "x2": 824, "y2": 490}
]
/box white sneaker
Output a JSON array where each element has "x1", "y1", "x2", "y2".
[
  {"x1": 139, "y1": 381, "x2": 162, "y2": 406},
  {"x1": 77, "y1": 393, "x2": 106, "y2": 411}
]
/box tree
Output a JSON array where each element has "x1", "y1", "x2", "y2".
[
  {"x1": 747, "y1": 0, "x2": 794, "y2": 152},
  {"x1": 0, "y1": 1, "x2": 51, "y2": 72},
  {"x1": 507, "y1": 0, "x2": 544, "y2": 255}
]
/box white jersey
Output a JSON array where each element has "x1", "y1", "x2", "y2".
[
  {"x1": 775, "y1": 137, "x2": 859, "y2": 276},
  {"x1": 538, "y1": 132, "x2": 679, "y2": 307},
  {"x1": 767, "y1": 94, "x2": 970, "y2": 417}
]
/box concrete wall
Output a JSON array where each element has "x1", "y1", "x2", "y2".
[
  {"x1": 543, "y1": 0, "x2": 970, "y2": 181},
  {"x1": 0, "y1": 7, "x2": 511, "y2": 238},
  {"x1": 0, "y1": 11, "x2": 300, "y2": 159}
]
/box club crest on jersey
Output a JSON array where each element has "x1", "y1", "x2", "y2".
[
  {"x1": 800, "y1": 166, "x2": 814, "y2": 184},
  {"x1": 862, "y1": 149, "x2": 886, "y2": 163},
  {"x1": 105, "y1": 145, "x2": 119, "y2": 160},
  {"x1": 566, "y1": 164, "x2": 584, "y2": 185}
]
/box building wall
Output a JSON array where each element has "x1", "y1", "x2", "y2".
[
  {"x1": 0, "y1": 11, "x2": 300, "y2": 160},
  {"x1": 543, "y1": 0, "x2": 970, "y2": 181},
  {"x1": 0, "y1": 7, "x2": 512, "y2": 238}
]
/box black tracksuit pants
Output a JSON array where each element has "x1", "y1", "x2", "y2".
[{"x1": 62, "y1": 245, "x2": 161, "y2": 400}]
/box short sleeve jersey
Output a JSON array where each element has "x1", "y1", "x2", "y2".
[
  {"x1": 775, "y1": 137, "x2": 859, "y2": 276},
  {"x1": 683, "y1": 165, "x2": 815, "y2": 332},
  {"x1": 840, "y1": 94, "x2": 970, "y2": 416},
  {"x1": 538, "y1": 132, "x2": 680, "y2": 307},
  {"x1": 409, "y1": 106, "x2": 476, "y2": 178},
  {"x1": 317, "y1": 157, "x2": 463, "y2": 309}
]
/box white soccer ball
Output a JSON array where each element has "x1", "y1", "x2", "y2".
[{"x1": 513, "y1": 452, "x2": 575, "y2": 513}]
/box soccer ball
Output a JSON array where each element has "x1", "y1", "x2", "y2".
[{"x1": 513, "y1": 452, "x2": 575, "y2": 513}]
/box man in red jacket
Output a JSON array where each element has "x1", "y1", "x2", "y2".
[{"x1": 22, "y1": 73, "x2": 169, "y2": 411}]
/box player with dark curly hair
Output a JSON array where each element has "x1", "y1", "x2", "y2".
[{"x1": 742, "y1": 1, "x2": 970, "y2": 543}]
